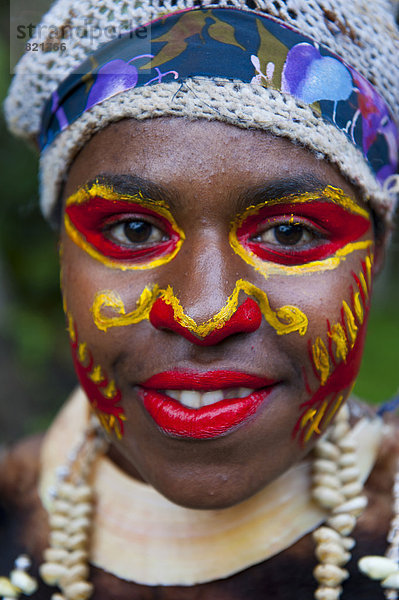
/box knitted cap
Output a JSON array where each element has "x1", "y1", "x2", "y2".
[{"x1": 5, "y1": 0, "x2": 399, "y2": 224}]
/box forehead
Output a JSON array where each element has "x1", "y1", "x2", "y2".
[{"x1": 63, "y1": 117, "x2": 360, "y2": 204}]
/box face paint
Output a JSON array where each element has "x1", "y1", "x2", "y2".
[
  {"x1": 64, "y1": 182, "x2": 185, "y2": 270},
  {"x1": 65, "y1": 310, "x2": 126, "y2": 439},
  {"x1": 90, "y1": 278, "x2": 309, "y2": 340},
  {"x1": 294, "y1": 253, "x2": 373, "y2": 445},
  {"x1": 229, "y1": 186, "x2": 372, "y2": 278}
]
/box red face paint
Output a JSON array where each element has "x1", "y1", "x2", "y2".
[
  {"x1": 149, "y1": 297, "x2": 262, "y2": 346},
  {"x1": 236, "y1": 201, "x2": 371, "y2": 266},
  {"x1": 65, "y1": 196, "x2": 182, "y2": 263},
  {"x1": 139, "y1": 370, "x2": 278, "y2": 438},
  {"x1": 69, "y1": 324, "x2": 125, "y2": 437},
  {"x1": 294, "y1": 259, "x2": 372, "y2": 445}
]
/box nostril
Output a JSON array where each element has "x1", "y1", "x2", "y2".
[{"x1": 149, "y1": 296, "x2": 262, "y2": 346}]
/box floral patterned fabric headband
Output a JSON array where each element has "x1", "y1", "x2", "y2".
[{"x1": 40, "y1": 7, "x2": 399, "y2": 186}]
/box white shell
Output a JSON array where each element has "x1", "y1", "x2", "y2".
[
  {"x1": 358, "y1": 556, "x2": 399, "y2": 580},
  {"x1": 334, "y1": 404, "x2": 350, "y2": 423},
  {"x1": 339, "y1": 467, "x2": 360, "y2": 484},
  {"x1": 312, "y1": 487, "x2": 345, "y2": 509},
  {"x1": 315, "y1": 542, "x2": 350, "y2": 566},
  {"x1": 65, "y1": 550, "x2": 89, "y2": 568},
  {"x1": 382, "y1": 572, "x2": 399, "y2": 589},
  {"x1": 71, "y1": 503, "x2": 93, "y2": 518},
  {"x1": 68, "y1": 533, "x2": 88, "y2": 550},
  {"x1": 64, "y1": 580, "x2": 94, "y2": 600},
  {"x1": 342, "y1": 537, "x2": 356, "y2": 551},
  {"x1": 327, "y1": 514, "x2": 356, "y2": 535},
  {"x1": 58, "y1": 482, "x2": 76, "y2": 500},
  {"x1": 50, "y1": 514, "x2": 70, "y2": 530},
  {"x1": 314, "y1": 564, "x2": 349, "y2": 586},
  {"x1": 314, "y1": 586, "x2": 343, "y2": 600},
  {"x1": 314, "y1": 441, "x2": 340, "y2": 462},
  {"x1": 0, "y1": 577, "x2": 19, "y2": 597},
  {"x1": 10, "y1": 570, "x2": 38, "y2": 595},
  {"x1": 39, "y1": 562, "x2": 68, "y2": 585},
  {"x1": 14, "y1": 555, "x2": 31, "y2": 571},
  {"x1": 313, "y1": 527, "x2": 343, "y2": 545},
  {"x1": 333, "y1": 496, "x2": 368, "y2": 516},
  {"x1": 53, "y1": 499, "x2": 72, "y2": 515},
  {"x1": 341, "y1": 481, "x2": 363, "y2": 499},
  {"x1": 338, "y1": 438, "x2": 356, "y2": 453},
  {"x1": 51, "y1": 595, "x2": 66, "y2": 600},
  {"x1": 44, "y1": 548, "x2": 69, "y2": 563},
  {"x1": 338, "y1": 454, "x2": 357, "y2": 468},
  {"x1": 68, "y1": 517, "x2": 91, "y2": 535},
  {"x1": 329, "y1": 421, "x2": 350, "y2": 442},
  {"x1": 313, "y1": 459, "x2": 338, "y2": 475},
  {"x1": 71, "y1": 486, "x2": 93, "y2": 503},
  {"x1": 50, "y1": 531, "x2": 69, "y2": 548},
  {"x1": 312, "y1": 474, "x2": 341, "y2": 490},
  {"x1": 60, "y1": 564, "x2": 90, "y2": 587}
]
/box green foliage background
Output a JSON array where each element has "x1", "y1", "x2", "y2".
[{"x1": 0, "y1": 0, "x2": 398, "y2": 443}]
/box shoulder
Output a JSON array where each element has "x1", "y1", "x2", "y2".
[{"x1": 0, "y1": 434, "x2": 44, "y2": 510}]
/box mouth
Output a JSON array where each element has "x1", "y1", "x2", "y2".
[{"x1": 138, "y1": 370, "x2": 278, "y2": 439}]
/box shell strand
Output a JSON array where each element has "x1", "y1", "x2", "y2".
[
  {"x1": 39, "y1": 414, "x2": 108, "y2": 600},
  {"x1": 312, "y1": 404, "x2": 368, "y2": 600}
]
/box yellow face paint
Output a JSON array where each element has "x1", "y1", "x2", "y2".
[
  {"x1": 229, "y1": 185, "x2": 372, "y2": 279},
  {"x1": 311, "y1": 337, "x2": 330, "y2": 385},
  {"x1": 304, "y1": 400, "x2": 328, "y2": 443},
  {"x1": 64, "y1": 181, "x2": 185, "y2": 271},
  {"x1": 353, "y1": 292, "x2": 364, "y2": 325},
  {"x1": 91, "y1": 278, "x2": 309, "y2": 337},
  {"x1": 328, "y1": 323, "x2": 348, "y2": 363},
  {"x1": 342, "y1": 301, "x2": 358, "y2": 347},
  {"x1": 297, "y1": 254, "x2": 374, "y2": 445}
]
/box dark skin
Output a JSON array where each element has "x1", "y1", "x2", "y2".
[
  {"x1": 61, "y1": 118, "x2": 380, "y2": 508},
  {"x1": 0, "y1": 118, "x2": 396, "y2": 599}
]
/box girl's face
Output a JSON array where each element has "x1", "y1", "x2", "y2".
[{"x1": 60, "y1": 118, "x2": 378, "y2": 509}]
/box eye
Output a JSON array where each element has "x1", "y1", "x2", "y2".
[
  {"x1": 106, "y1": 218, "x2": 166, "y2": 246},
  {"x1": 251, "y1": 220, "x2": 318, "y2": 248}
]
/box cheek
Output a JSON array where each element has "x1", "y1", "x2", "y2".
[
  {"x1": 60, "y1": 237, "x2": 147, "y2": 440},
  {"x1": 293, "y1": 251, "x2": 374, "y2": 446}
]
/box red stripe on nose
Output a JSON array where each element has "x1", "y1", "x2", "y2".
[{"x1": 149, "y1": 297, "x2": 262, "y2": 346}]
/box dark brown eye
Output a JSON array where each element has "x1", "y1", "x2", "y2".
[
  {"x1": 107, "y1": 219, "x2": 165, "y2": 245},
  {"x1": 124, "y1": 221, "x2": 153, "y2": 243},
  {"x1": 253, "y1": 222, "x2": 314, "y2": 247},
  {"x1": 274, "y1": 224, "x2": 304, "y2": 245}
]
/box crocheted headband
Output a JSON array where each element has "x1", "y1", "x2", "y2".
[{"x1": 5, "y1": 0, "x2": 399, "y2": 225}]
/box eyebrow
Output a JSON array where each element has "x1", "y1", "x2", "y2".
[
  {"x1": 82, "y1": 173, "x2": 179, "y2": 209},
  {"x1": 234, "y1": 173, "x2": 337, "y2": 212},
  {"x1": 80, "y1": 172, "x2": 355, "y2": 215}
]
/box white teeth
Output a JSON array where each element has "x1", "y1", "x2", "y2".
[
  {"x1": 201, "y1": 390, "x2": 224, "y2": 406},
  {"x1": 180, "y1": 390, "x2": 202, "y2": 409},
  {"x1": 237, "y1": 387, "x2": 253, "y2": 398},
  {"x1": 164, "y1": 388, "x2": 254, "y2": 409}
]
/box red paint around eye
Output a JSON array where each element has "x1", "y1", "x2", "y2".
[
  {"x1": 237, "y1": 201, "x2": 371, "y2": 265},
  {"x1": 66, "y1": 196, "x2": 180, "y2": 262}
]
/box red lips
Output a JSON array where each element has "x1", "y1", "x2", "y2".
[{"x1": 138, "y1": 370, "x2": 277, "y2": 439}]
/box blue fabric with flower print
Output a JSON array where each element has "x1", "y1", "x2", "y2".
[{"x1": 39, "y1": 7, "x2": 399, "y2": 185}]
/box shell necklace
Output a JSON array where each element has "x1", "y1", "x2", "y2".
[{"x1": 38, "y1": 388, "x2": 382, "y2": 589}]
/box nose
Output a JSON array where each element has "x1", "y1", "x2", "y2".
[
  {"x1": 148, "y1": 227, "x2": 262, "y2": 345},
  {"x1": 149, "y1": 295, "x2": 262, "y2": 346}
]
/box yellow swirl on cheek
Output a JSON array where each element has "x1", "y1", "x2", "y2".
[
  {"x1": 229, "y1": 185, "x2": 373, "y2": 278},
  {"x1": 91, "y1": 279, "x2": 309, "y2": 337},
  {"x1": 64, "y1": 182, "x2": 185, "y2": 271}
]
